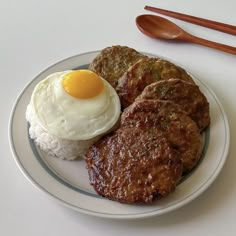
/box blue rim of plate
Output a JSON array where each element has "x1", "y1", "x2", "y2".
[{"x1": 8, "y1": 51, "x2": 230, "y2": 219}]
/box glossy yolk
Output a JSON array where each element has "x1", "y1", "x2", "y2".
[{"x1": 62, "y1": 70, "x2": 104, "y2": 99}]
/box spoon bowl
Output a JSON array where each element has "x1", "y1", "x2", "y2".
[
  {"x1": 136, "y1": 14, "x2": 236, "y2": 55},
  {"x1": 136, "y1": 14, "x2": 184, "y2": 40}
]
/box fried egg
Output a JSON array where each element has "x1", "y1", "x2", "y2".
[{"x1": 29, "y1": 70, "x2": 121, "y2": 140}]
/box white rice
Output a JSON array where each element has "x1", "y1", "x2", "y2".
[{"x1": 26, "y1": 104, "x2": 100, "y2": 160}]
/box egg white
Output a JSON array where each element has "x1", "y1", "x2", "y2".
[{"x1": 30, "y1": 71, "x2": 121, "y2": 140}]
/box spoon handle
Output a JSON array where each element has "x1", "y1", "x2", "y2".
[{"x1": 184, "y1": 34, "x2": 236, "y2": 55}]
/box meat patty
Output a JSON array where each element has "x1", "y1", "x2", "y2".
[
  {"x1": 116, "y1": 57, "x2": 194, "y2": 108},
  {"x1": 137, "y1": 79, "x2": 210, "y2": 131},
  {"x1": 89, "y1": 45, "x2": 146, "y2": 88},
  {"x1": 85, "y1": 127, "x2": 183, "y2": 204},
  {"x1": 121, "y1": 100, "x2": 203, "y2": 173}
]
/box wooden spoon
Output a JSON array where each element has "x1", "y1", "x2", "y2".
[{"x1": 136, "y1": 14, "x2": 236, "y2": 55}]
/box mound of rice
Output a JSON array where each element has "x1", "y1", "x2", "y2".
[{"x1": 26, "y1": 104, "x2": 100, "y2": 160}]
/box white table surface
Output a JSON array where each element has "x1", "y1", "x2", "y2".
[{"x1": 1, "y1": 0, "x2": 236, "y2": 235}]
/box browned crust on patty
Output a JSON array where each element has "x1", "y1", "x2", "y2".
[
  {"x1": 116, "y1": 57, "x2": 194, "y2": 108},
  {"x1": 121, "y1": 100, "x2": 203, "y2": 173},
  {"x1": 137, "y1": 79, "x2": 210, "y2": 131},
  {"x1": 85, "y1": 127, "x2": 183, "y2": 204},
  {"x1": 89, "y1": 45, "x2": 147, "y2": 88}
]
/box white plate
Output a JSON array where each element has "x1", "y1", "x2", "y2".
[{"x1": 9, "y1": 51, "x2": 230, "y2": 219}]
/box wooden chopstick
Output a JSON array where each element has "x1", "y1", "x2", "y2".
[{"x1": 145, "y1": 5, "x2": 236, "y2": 35}]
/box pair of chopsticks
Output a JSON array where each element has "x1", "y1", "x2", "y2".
[{"x1": 145, "y1": 5, "x2": 236, "y2": 36}]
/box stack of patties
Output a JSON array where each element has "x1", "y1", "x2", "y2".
[{"x1": 86, "y1": 45, "x2": 210, "y2": 204}]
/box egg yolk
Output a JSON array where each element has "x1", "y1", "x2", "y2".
[{"x1": 62, "y1": 70, "x2": 104, "y2": 99}]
